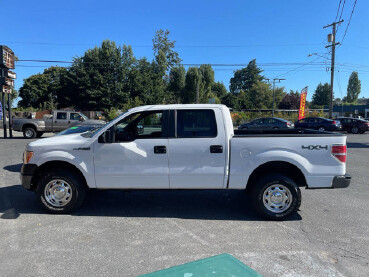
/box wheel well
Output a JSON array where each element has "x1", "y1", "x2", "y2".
[
  {"x1": 246, "y1": 161, "x2": 307, "y2": 190},
  {"x1": 22, "y1": 124, "x2": 37, "y2": 132},
  {"x1": 31, "y1": 161, "x2": 88, "y2": 191}
]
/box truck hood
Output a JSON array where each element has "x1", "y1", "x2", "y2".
[{"x1": 27, "y1": 133, "x2": 93, "y2": 151}]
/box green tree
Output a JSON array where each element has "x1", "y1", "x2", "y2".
[
  {"x1": 67, "y1": 40, "x2": 132, "y2": 110},
  {"x1": 229, "y1": 59, "x2": 263, "y2": 94},
  {"x1": 248, "y1": 81, "x2": 272, "y2": 110},
  {"x1": 183, "y1": 67, "x2": 200, "y2": 104},
  {"x1": 18, "y1": 72, "x2": 52, "y2": 109},
  {"x1": 346, "y1": 71, "x2": 361, "y2": 103},
  {"x1": 311, "y1": 83, "x2": 331, "y2": 106},
  {"x1": 212, "y1": 81, "x2": 227, "y2": 99},
  {"x1": 152, "y1": 29, "x2": 182, "y2": 72},
  {"x1": 168, "y1": 66, "x2": 186, "y2": 103}
]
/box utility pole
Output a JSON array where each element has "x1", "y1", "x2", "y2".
[
  {"x1": 266, "y1": 78, "x2": 285, "y2": 117},
  {"x1": 323, "y1": 19, "x2": 343, "y2": 119}
]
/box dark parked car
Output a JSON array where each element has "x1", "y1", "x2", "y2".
[
  {"x1": 294, "y1": 117, "x2": 342, "y2": 131},
  {"x1": 56, "y1": 124, "x2": 104, "y2": 136},
  {"x1": 238, "y1": 117, "x2": 294, "y2": 130},
  {"x1": 339, "y1": 117, "x2": 369, "y2": 134}
]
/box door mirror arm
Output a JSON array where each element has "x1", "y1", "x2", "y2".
[{"x1": 98, "y1": 129, "x2": 113, "y2": 143}]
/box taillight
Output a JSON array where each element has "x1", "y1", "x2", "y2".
[
  {"x1": 332, "y1": 121, "x2": 336, "y2": 124},
  {"x1": 331, "y1": 145, "x2": 347, "y2": 163}
]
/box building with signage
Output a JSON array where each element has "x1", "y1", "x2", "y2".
[{"x1": 325, "y1": 104, "x2": 369, "y2": 118}]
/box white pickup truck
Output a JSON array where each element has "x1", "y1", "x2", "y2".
[{"x1": 20, "y1": 104, "x2": 350, "y2": 220}]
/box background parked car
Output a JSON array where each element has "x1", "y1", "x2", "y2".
[
  {"x1": 238, "y1": 117, "x2": 294, "y2": 130},
  {"x1": 339, "y1": 117, "x2": 369, "y2": 134},
  {"x1": 294, "y1": 117, "x2": 342, "y2": 131}
]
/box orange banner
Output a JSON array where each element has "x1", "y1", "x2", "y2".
[{"x1": 298, "y1": 87, "x2": 308, "y2": 120}]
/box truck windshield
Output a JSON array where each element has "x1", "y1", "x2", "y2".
[{"x1": 81, "y1": 111, "x2": 127, "y2": 138}]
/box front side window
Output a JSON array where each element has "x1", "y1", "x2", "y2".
[
  {"x1": 114, "y1": 111, "x2": 164, "y2": 142},
  {"x1": 70, "y1": 113, "x2": 82, "y2": 121},
  {"x1": 177, "y1": 110, "x2": 217, "y2": 138},
  {"x1": 56, "y1": 112, "x2": 67, "y2": 120}
]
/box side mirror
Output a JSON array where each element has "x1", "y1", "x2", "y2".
[
  {"x1": 137, "y1": 124, "x2": 144, "y2": 135},
  {"x1": 98, "y1": 129, "x2": 113, "y2": 143}
]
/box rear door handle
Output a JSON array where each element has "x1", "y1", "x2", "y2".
[
  {"x1": 210, "y1": 145, "x2": 223, "y2": 153},
  {"x1": 154, "y1": 146, "x2": 167, "y2": 154}
]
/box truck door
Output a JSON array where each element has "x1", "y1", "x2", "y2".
[
  {"x1": 168, "y1": 109, "x2": 227, "y2": 189},
  {"x1": 93, "y1": 110, "x2": 170, "y2": 189},
  {"x1": 53, "y1": 112, "x2": 69, "y2": 131},
  {"x1": 69, "y1": 112, "x2": 81, "y2": 126}
]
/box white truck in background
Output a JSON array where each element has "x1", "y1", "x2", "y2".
[{"x1": 20, "y1": 104, "x2": 350, "y2": 220}]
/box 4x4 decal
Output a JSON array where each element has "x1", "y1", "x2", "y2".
[{"x1": 302, "y1": 145, "x2": 328, "y2": 150}]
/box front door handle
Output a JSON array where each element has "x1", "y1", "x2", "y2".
[
  {"x1": 54, "y1": 121, "x2": 57, "y2": 123},
  {"x1": 210, "y1": 145, "x2": 223, "y2": 153},
  {"x1": 154, "y1": 145, "x2": 167, "y2": 154}
]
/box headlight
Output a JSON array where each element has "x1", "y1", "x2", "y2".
[{"x1": 23, "y1": 151, "x2": 34, "y2": 164}]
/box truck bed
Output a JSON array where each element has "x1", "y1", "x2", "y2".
[{"x1": 234, "y1": 128, "x2": 344, "y2": 137}]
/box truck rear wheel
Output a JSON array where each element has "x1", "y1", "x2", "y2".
[
  {"x1": 251, "y1": 174, "x2": 301, "y2": 220},
  {"x1": 23, "y1": 127, "x2": 36, "y2": 139},
  {"x1": 36, "y1": 169, "x2": 86, "y2": 214}
]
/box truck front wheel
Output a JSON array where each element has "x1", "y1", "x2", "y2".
[
  {"x1": 251, "y1": 174, "x2": 301, "y2": 220},
  {"x1": 36, "y1": 169, "x2": 86, "y2": 214},
  {"x1": 23, "y1": 127, "x2": 36, "y2": 139}
]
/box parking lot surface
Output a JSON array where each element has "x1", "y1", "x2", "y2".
[{"x1": 1, "y1": 130, "x2": 368, "y2": 277}]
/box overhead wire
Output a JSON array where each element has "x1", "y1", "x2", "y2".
[{"x1": 340, "y1": 0, "x2": 358, "y2": 45}]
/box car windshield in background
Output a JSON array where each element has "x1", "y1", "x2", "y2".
[
  {"x1": 57, "y1": 125, "x2": 101, "y2": 136},
  {"x1": 81, "y1": 111, "x2": 128, "y2": 138}
]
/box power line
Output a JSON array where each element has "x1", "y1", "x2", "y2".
[
  {"x1": 0, "y1": 41, "x2": 325, "y2": 48},
  {"x1": 16, "y1": 59, "x2": 335, "y2": 66},
  {"x1": 335, "y1": 0, "x2": 343, "y2": 21},
  {"x1": 340, "y1": 0, "x2": 358, "y2": 45},
  {"x1": 272, "y1": 56, "x2": 323, "y2": 78},
  {"x1": 335, "y1": 0, "x2": 346, "y2": 21},
  {"x1": 336, "y1": 0, "x2": 347, "y2": 33}
]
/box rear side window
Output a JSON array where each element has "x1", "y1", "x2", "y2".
[
  {"x1": 56, "y1": 112, "x2": 67, "y2": 120},
  {"x1": 177, "y1": 110, "x2": 217, "y2": 138}
]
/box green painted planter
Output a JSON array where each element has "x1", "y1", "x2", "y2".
[{"x1": 139, "y1": 253, "x2": 262, "y2": 277}]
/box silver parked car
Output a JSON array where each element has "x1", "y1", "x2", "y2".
[{"x1": 238, "y1": 117, "x2": 294, "y2": 130}]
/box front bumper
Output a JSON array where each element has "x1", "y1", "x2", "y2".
[
  {"x1": 332, "y1": 174, "x2": 351, "y2": 188},
  {"x1": 20, "y1": 164, "x2": 38, "y2": 190}
]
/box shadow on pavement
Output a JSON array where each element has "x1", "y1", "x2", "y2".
[
  {"x1": 0, "y1": 185, "x2": 302, "y2": 221},
  {"x1": 3, "y1": 163, "x2": 22, "y2": 173},
  {"x1": 347, "y1": 142, "x2": 369, "y2": 149}
]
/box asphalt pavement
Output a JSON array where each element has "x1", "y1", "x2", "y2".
[{"x1": 0, "y1": 130, "x2": 368, "y2": 277}]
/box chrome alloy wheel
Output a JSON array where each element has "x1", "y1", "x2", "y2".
[
  {"x1": 262, "y1": 184, "x2": 292, "y2": 213},
  {"x1": 44, "y1": 179, "x2": 73, "y2": 207},
  {"x1": 25, "y1": 129, "x2": 34, "y2": 138}
]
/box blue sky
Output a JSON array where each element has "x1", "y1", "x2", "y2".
[{"x1": 2, "y1": 0, "x2": 368, "y2": 105}]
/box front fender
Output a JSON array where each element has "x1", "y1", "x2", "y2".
[{"x1": 32, "y1": 150, "x2": 96, "y2": 188}]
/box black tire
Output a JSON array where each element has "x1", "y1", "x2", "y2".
[
  {"x1": 23, "y1": 127, "x2": 37, "y2": 139},
  {"x1": 351, "y1": 126, "x2": 359, "y2": 134},
  {"x1": 318, "y1": 126, "x2": 325, "y2": 131},
  {"x1": 36, "y1": 132, "x2": 44, "y2": 138},
  {"x1": 35, "y1": 169, "x2": 87, "y2": 214},
  {"x1": 272, "y1": 127, "x2": 279, "y2": 130},
  {"x1": 242, "y1": 127, "x2": 248, "y2": 130},
  {"x1": 251, "y1": 174, "x2": 301, "y2": 221}
]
